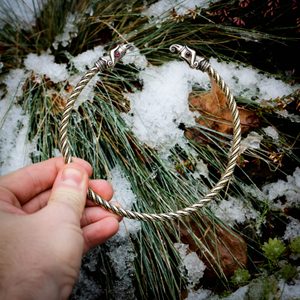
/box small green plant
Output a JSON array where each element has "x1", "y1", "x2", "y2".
[
  {"x1": 290, "y1": 236, "x2": 300, "y2": 255},
  {"x1": 246, "y1": 275, "x2": 279, "y2": 299},
  {"x1": 279, "y1": 263, "x2": 298, "y2": 282},
  {"x1": 262, "y1": 238, "x2": 286, "y2": 264},
  {"x1": 231, "y1": 268, "x2": 251, "y2": 286}
]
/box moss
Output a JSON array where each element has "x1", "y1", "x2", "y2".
[
  {"x1": 231, "y1": 268, "x2": 251, "y2": 287},
  {"x1": 290, "y1": 236, "x2": 300, "y2": 255},
  {"x1": 262, "y1": 238, "x2": 286, "y2": 264},
  {"x1": 279, "y1": 263, "x2": 298, "y2": 282},
  {"x1": 245, "y1": 275, "x2": 279, "y2": 300}
]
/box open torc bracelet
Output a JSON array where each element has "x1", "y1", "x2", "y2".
[{"x1": 59, "y1": 44, "x2": 241, "y2": 222}]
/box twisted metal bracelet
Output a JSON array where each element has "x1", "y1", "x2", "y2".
[{"x1": 59, "y1": 44, "x2": 241, "y2": 222}]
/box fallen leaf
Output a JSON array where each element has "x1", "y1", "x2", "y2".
[
  {"x1": 178, "y1": 217, "x2": 247, "y2": 279},
  {"x1": 186, "y1": 79, "x2": 260, "y2": 141}
]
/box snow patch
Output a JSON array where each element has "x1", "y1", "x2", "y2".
[
  {"x1": 223, "y1": 285, "x2": 249, "y2": 300},
  {"x1": 0, "y1": 69, "x2": 27, "y2": 121},
  {"x1": 284, "y1": 217, "x2": 300, "y2": 241},
  {"x1": 263, "y1": 126, "x2": 279, "y2": 141},
  {"x1": 276, "y1": 110, "x2": 300, "y2": 123},
  {"x1": 122, "y1": 60, "x2": 208, "y2": 151},
  {"x1": 278, "y1": 278, "x2": 300, "y2": 300},
  {"x1": 110, "y1": 165, "x2": 138, "y2": 210},
  {"x1": 67, "y1": 46, "x2": 106, "y2": 108},
  {"x1": 71, "y1": 46, "x2": 105, "y2": 72},
  {"x1": 53, "y1": 13, "x2": 79, "y2": 50},
  {"x1": 263, "y1": 167, "x2": 300, "y2": 210},
  {"x1": 0, "y1": 105, "x2": 33, "y2": 175},
  {"x1": 210, "y1": 58, "x2": 296, "y2": 101},
  {"x1": 240, "y1": 131, "x2": 263, "y2": 154},
  {"x1": 121, "y1": 45, "x2": 148, "y2": 70},
  {"x1": 143, "y1": 0, "x2": 217, "y2": 23},
  {"x1": 210, "y1": 196, "x2": 258, "y2": 225},
  {"x1": 185, "y1": 288, "x2": 214, "y2": 300},
  {"x1": 0, "y1": 69, "x2": 35, "y2": 175},
  {"x1": 52, "y1": 148, "x2": 62, "y2": 157},
  {"x1": 109, "y1": 165, "x2": 141, "y2": 236},
  {"x1": 193, "y1": 158, "x2": 210, "y2": 179},
  {"x1": 24, "y1": 53, "x2": 68, "y2": 83},
  {"x1": 122, "y1": 56, "x2": 297, "y2": 152},
  {"x1": 174, "y1": 243, "x2": 206, "y2": 288},
  {"x1": 106, "y1": 165, "x2": 141, "y2": 299},
  {"x1": 107, "y1": 242, "x2": 137, "y2": 300}
]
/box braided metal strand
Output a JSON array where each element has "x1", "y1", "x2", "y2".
[
  {"x1": 60, "y1": 66, "x2": 100, "y2": 163},
  {"x1": 59, "y1": 44, "x2": 242, "y2": 222}
]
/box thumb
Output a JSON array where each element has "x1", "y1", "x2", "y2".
[{"x1": 47, "y1": 164, "x2": 89, "y2": 223}]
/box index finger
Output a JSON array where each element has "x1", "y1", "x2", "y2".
[{"x1": 0, "y1": 157, "x2": 92, "y2": 205}]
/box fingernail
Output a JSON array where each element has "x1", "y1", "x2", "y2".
[{"x1": 61, "y1": 167, "x2": 83, "y2": 187}]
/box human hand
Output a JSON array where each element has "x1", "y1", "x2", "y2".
[{"x1": 0, "y1": 157, "x2": 121, "y2": 300}]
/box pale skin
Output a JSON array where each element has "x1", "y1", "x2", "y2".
[{"x1": 0, "y1": 157, "x2": 122, "y2": 300}]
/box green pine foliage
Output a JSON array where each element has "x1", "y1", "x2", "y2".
[{"x1": 1, "y1": 1, "x2": 299, "y2": 299}]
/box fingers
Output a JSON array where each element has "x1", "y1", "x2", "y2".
[
  {"x1": 0, "y1": 157, "x2": 92, "y2": 205},
  {"x1": 22, "y1": 189, "x2": 51, "y2": 213},
  {"x1": 83, "y1": 217, "x2": 120, "y2": 253},
  {"x1": 87, "y1": 179, "x2": 114, "y2": 206},
  {"x1": 81, "y1": 206, "x2": 122, "y2": 227},
  {"x1": 0, "y1": 186, "x2": 22, "y2": 208},
  {"x1": 22, "y1": 179, "x2": 114, "y2": 214},
  {"x1": 47, "y1": 163, "x2": 89, "y2": 223},
  {"x1": 81, "y1": 180, "x2": 121, "y2": 252},
  {"x1": 0, "y1": 187, "x2": 25, "y2": 215},
  {"x1": 89, "y1": 179, "x2": 114, "y2": 200}
]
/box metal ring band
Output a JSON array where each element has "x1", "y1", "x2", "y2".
[{"x1": 59, "y1": 44, "x2": 242, "y2": 222}]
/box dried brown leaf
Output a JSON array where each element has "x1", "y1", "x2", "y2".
[{"x1": 186, "y1": 79, "x2": 260, "y2": 141}]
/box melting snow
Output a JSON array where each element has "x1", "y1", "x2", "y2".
[
  {"x1": 209, "y1": 196, "x2": 258, "y2": 225},
  {"x1": 174, "y1": 243, "x2": 206, "y2": 288},
  {"x1": 121, "y1": 44, "x2": 148, "y2": 70},
  {"x1": 240, "y1": 131, "x2": 263, "y2": 154},
  {"x1": 122, "y1": 60, "x2": 207, "y2": 150},
  {"x1": 0, "y1": 18, "x2": 299, "y2": 298},
  {"x1": 24, "y1": 52, "x2": 68, "y2": 83},
  {"x1": 69, "y1": 46, "x2": 105, "y2": 108},
  {"x1": 193, "y1": 158, "x2": 210, "y2": 179},
  {"x1": 0, "y1": 69, "x2": 26, "y2": 121},
  {"x1": 209, "y1": 58, "x2": 296, "y2": 101},
  {"x1": 263, "y1": 126, "x2": 279, "y2": 141},
  {"x1": 107, "y1": 243, "x2": 137, "y2": 300},
  {"x1": 279, "y1": 278, "x2": 300, "y2": 300},
  {"x1": 143, "y1": 0, "x2": 219, "y2": 22},
  {"x1": 223, "y1": 285, "x2": 249, "y2": 300},
  {"x1": 52, "y1": 13, "x2": 79, "y2": 50},
  {"x1": 123, "y1": 56, "x2": 297, "y2": 152},
  {"x1": 109, "y1": 165, "x2": 141, "y2": 236},
  {"x1": 0, "y1": 69, "x2": 34, "y2": 175},
  {"x1": 106, "y1": 165, "x2": 141, "y2": 300},
  {"x1": 263, "y1": 167, "x2": 300, "y2": 210},
  {"x1": 0, "y1": 106, "x2": 32, "y2": 175},
  {"x1": 186, "y1": 288, "x2": 214, "y2": 300},
  {"x1": 71, "y1": 46, "x2": 105, "y2": 72},
  {"x1": 284, "y1": 217, "x2": 300, "y2": 241}
]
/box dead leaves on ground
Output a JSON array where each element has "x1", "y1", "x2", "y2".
[
  {"x1": 185, "y1": 79, "x2": 260, "y2": 143},
  {"x1": 178, "y1": 217, "x2": 247, "y2": 280}
]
